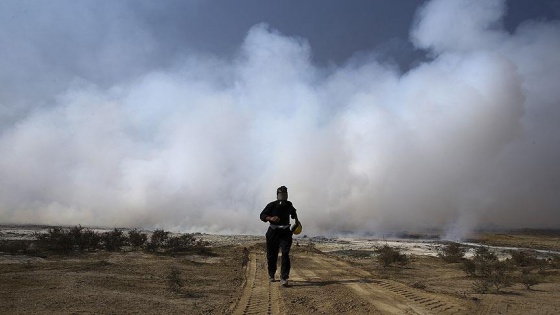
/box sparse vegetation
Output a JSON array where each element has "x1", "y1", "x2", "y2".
[
  {"x1": 34, "y1": 227, "x2": 75, "y2": 252},
  {"x1": 510, "y1": 250, "x2": 539, "y2": 267},
  {"x1": 166, "y1": 233, "x2": 208, "y2": 252},
  {"x1": 519, "y1": 267, "x2": 544, "y2": 290},
  {"x1": 29, "y1": 225, "x2": 208, "y2": 254},
  {"x1": 463, "y1": 247, "x2": 515, "y2": 293},
  {"x1": 438, "y1": 242, "x2": 466, "y2": 263},
  {"x1": 146, "y1": 229, "x2": 169, "y2": 252},
  {"x1": 167, "y1": 266, "x2": 184, "y2": 293},
  {"x1": 128, "y1": 229, "x2": 148, "y2": 248},
  {"x1": 0, "y1": 240, "x2": 33, "y2": 255},
  {"x1": 374, "y1": 244, "x2": 409, "y2": 268},
  {"x1": 100, "y1": 228, "x2": 127, "y2": 251}
]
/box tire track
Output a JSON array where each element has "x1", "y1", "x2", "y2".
[
  {"x1": 235, "y1": 251, "x2": 470, "y2": 314},
  {"x1": 305, "y1": 254, "x2": 469, "y2": 314},
  {"x1": 232, "y1": 252, "x2": 282, "y2": 315}
]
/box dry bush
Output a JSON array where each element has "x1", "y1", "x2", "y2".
[
  {"x1": 167, "y1": 234, "x2": 200, "y2": 252},
  {"x1": 100, "y1": 228, "x2": 127, "y2": 251},
  {"x1": 128, "y1": 229, "x2": 148, "y2": 248},
  {"x1": 374, "y1": 245, "x2": 409, "y2": 268},
  {"x1": 33, "y1": 226, "x2": 101, "y2": 252},
  {"x1": 463, "y1": 246, "x2": 515, "y2": 293},
  {"x1": 167, "y1": 266, "x2": 184, "y2": 293},
  {"x1": 485, "y1": 261, "x2": 515, "y2": 292},
  {"x1": 34, "y1": 227, "x2": 74, "y2": 252},
  {"x1": 473, "y1": 279, "x2": 490, "y2": 294},
  {"x1": 519, "y1": 267, "x2": 544, "y2": 290},
  {"x1": 146, "y1": 229, "x2": 169, "y2": 252},
  {"x1": 509, "y1": 250, "x2": 539, "y2": 267},
  {"x1": 549, "y1": 255, "x2": 560, "y2": 268},
  {"x1": 0, "y1": 240, "x2": 33, "y2": 255},
  {"x1": 69, "y1": 226, "x2": 100, "y2": 251},
  {"x1": 438, "y1": 242, "x2": 467, "y2": 263},
  {"x1": 144, "y1": 230, "x2": 209, "y2": 253}
]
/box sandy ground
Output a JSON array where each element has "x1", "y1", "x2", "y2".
[{"x1": 1, "y1": 227, "x2": 560, "y2": 314}]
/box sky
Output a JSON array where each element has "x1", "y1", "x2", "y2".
[{"x1": 1, "y1": 0, "x2": 559, "y2": 238}]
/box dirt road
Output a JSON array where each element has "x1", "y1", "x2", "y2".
[
  {"x1": 2, "y1": 229, "x2": 560, "y2": 314},
  {"x1": 233, "y1": 249, "x2": 470, "y2": 314}
]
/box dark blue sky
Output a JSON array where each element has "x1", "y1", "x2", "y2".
[{"x1": 130, "y1": 0, "x2": 560, "y2": 67}]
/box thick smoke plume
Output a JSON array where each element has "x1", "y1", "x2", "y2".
[{"x1": 1, "y1": 0, "x2": 559, "y2": 238}]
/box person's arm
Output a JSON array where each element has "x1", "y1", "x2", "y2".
[
  {"x1": 260, "y1": 202, "x2": 280, "y2": 223},
  {"x1": 290, "y1": 203, "x2": 299, "y2": 222}
]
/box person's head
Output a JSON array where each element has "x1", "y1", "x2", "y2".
[{"x1": 277, "y1": 186, "x2": 288, "y2": 201}]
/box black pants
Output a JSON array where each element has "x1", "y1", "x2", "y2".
[{"x1": 265, "y1": 227, "x2": 293, "y2": 280}]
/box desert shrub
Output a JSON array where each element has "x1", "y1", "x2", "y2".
[
  {"x1": 166, "y1": 233, "x2": 208, "y2": 252},
  {"x1": 464, "y1": 247, "x2": 515, "y2": 293},
  {"x1": 81, "y1": 228, "x2": 101, "y2": 250},
  {"x1": 167, "y1": 266, "x2": 184, "y2": 293},
  {"x1": 34, "y1": 227, "x2": 73, "y2": 251},
  {"x1": 33, "y1": 226, "x2": 101, "y2": 252},
  {"x1": 100, "y1": 228, "x2": 127, "y2": 251},
  {"x1": 128, "y1": 229, "x2": 148, "y2": 248},
  {"x1": 68, "y1": 225, "x2": 100, "y2": 251},
  {"x1": 462, "y1": 259, "x2": 477, "y2": 277},
  {"x1": 485, "y1": 260, "x2": 515, "y2": 292},
  {"x1": 68, "y1": 225, "x2": 85, "y2": 249},
  {"x1": 519, "y1": 269, "x2": 543, "y2": 290},
  {"x1": 0, "y1": 240, "x2": 32, "y2": 255},
  {"x1": 470, "y1": 261, "x2": 515, "y2": 293},
  {"x1": 549, "y1": 255, "x2": 560, "y2": 269},
  {"x1": 146, "y1": 229, "x2": 170, "y2": 252},
  {"x1": 438, "y1": 242, "x2": 467, "y2": 263},
  {"x1": 473, "y1": 279, "x2": 490, "y2": 294},
  {"x1": 374, "y1": 245, "x2": 409, "y2": 268},
  {"x1": 474, "y1": 246, "x2": 498, "y2": 263},
  {"x1": 510, "y1": 250, "x2": 539, "y2": 267}
]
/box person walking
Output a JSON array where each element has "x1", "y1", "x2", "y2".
[{"x1": 260, "y1": 186, "x2": 300, "y2": 286}]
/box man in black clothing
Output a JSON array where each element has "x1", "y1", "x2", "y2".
[{"x1": 260, "y1": 186, "x2": 299, "y2": 286}]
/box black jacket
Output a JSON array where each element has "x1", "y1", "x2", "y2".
[{"x1": 260, "y1": 200, "x2": 298, "y2": 226}]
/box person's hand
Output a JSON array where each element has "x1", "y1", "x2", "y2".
[{"x1": 268, "y1": 216, "x2": 280, "y2": 223}]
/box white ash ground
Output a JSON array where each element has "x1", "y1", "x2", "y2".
[{"x1": 2, "y1": 225, "x2": 559, "y2": 259}]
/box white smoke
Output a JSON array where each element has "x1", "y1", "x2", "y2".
[{"x1": 1, "y1": 0, "x2": 559, "y2": 238}]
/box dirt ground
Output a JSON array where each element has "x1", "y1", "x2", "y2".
[{"x1": 1, "y1": 229, "x2": 560, "y2": 314}]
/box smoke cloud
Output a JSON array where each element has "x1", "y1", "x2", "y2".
[{"x1": 1, "y1": 0, "x2": 559, "y2": 238}]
